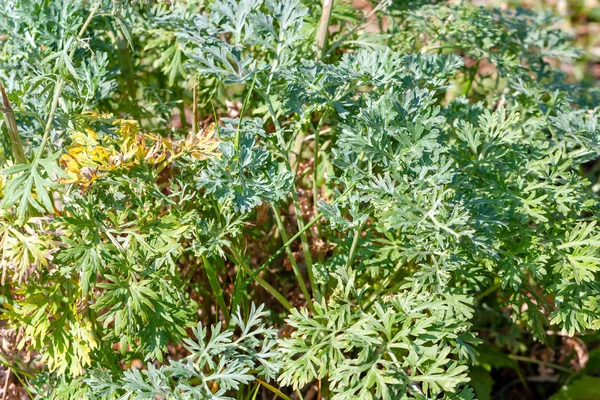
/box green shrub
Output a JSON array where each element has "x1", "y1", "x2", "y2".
[{"x1": 1, "y1": 0, "x2": 599, "y2": 399}]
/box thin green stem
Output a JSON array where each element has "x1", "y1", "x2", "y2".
[
  {"x1": 75, "y1": 1, "x2": 102, "y2": 44},
  {"x1": 475, "y1": 281, "x2": 502, "y2": 301},
  {"x1": 345, "y1": 221, "x2": 365, "y2": 269},
  {"x1": 35, "y1": 80, "x2": 65, "y2": 161},
  {"x1": 364, "y1": 259, "x2": 407, "y2": 310},
  {"x1": 35, "y1": 0, "x2": 101, "y2": 161},
  {"x1": 114, "y1": 23, "x2": 137, "y2": 104},
  {"x1": 312, "y1": 116, "x2": 327, "y2": 238},
  {"x1": 508, "y1": 355, "x2": 572, "y2": 374},
  {"x1": 243, "y1": 265, "x2": 293, "y2": 311},
  {"x1": 0, "y1": 352, "x2": 34, "y2": 396},
  {"x1": 178, "y1": 92, "x2": 188, "y2": 131},
  {"x1": 261, "y1": 91, "x2": 320, "y2": 301},
  {"x1": 289, "y1": 188, "x2": 318, "y2": 301},
  {"x1": 202, "y1": 255, "x2": 230, "y2": 321},
  {"x1": 324, "y1": 0, "x2": 391, "y2": 58},
  {"x1": 463, "y1": 58, "x2": 481, "y2": 97},
  {"x1": 272, "y1": 204, "x2": 315, "y2": 313},
  {"x1": 261, "y1": 90, "x2": 281, "y2": 132},
  {"x1": 192, "y1": 85, "x2": 198, "y2": 135},
  {"x1": 230, "y1": 242, "x2": 292, "y2": 312},
  {"x1": 239, "y1": 181, "x2": 358, "y2": 297},
  {"x1": 256, "y1": 378, "x2": 292, "y2": 400},
  {"x1": 235, "y1": 74, "x2": 257, "y2": 151},
  {"x1": 251, "y1": 383, "x2": 260, "y2": 400},
  {"x1": 312, "y1": 123, "x2": 320, "y2": 217}
]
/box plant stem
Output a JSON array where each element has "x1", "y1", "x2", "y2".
[
  {"x1": 251, "y1": 383, "x2": 260, "y2": 400},
  {"x1": 289, "y1": 188, "x2": 318, "y2": 301},
  {"x1": 230, "y1": 243, "x2": 292, "y2": 312},
  {"x1": 312, "y1": 116, "x2": 327, "y2": 238},
  {"x1": 178, "y1": 92, "x2": 188, "y2": 131},
  {"x1": 235, "y1": 74, "x2": 257, "y2": 151},
  {"x1": 35, "y1": 79, "x2": 65, "y2": 161},
  {"x1": 240, "y1": 264, "x2": 293, "y2": 311},
  {"x1": 255, "y1": 276, "x2": 292, "y2": 311},
  {"x1": 345, "y1": 221, "x2": 365, "y2": 269},
  {"x1": 272, "y1": 205, "x2": 315, "y2": 313},
  {"x1": 2, "y1": 368, "x2": 9, "y2": 400},
  {"x1": 35, "y1": 0, "x2": 101, "y2": 161},
  {"x1": 256, "y1": 378, "x2": 292, "y2": 400},
  {"x1": 508, "y1": 355, "x2": 573, "y2": 374},
  {"x1": 0, "y1": 84, "x2": 27, "y2": 164},
  {"x1": 475, "y1": 281, "x2": 502, "y2": 301},
  {"x1": 317, "y1": 0, "x2": 334, "y2": 58},
  {"x1": 261, "y1": 91, "x2": 320, "y2": 302},
  {"x1": 75, "y1": 1, "x2": 102, "y2": 43},
  {"x1": 192, "y1": 85, "x2": 198, "y2": 135},
  {"x1": 324, "y1": 0, "x2": 391, "y2": 58},
  {"x1": 363, "y1": 258, "x2": 407, "y2": 310},
  {"x1": 463, "y1": 59, "x2": 481, "y2": 96},
  {"x1": 0, "y1": 353, "x2": 33, "y2": 380},
  {"x1": 115, "y1": 23, "x2": 137, "y2": 105},
  {"x1": 240, "y1": 181, "x2": 358, "y2": 296},
  {"x1": 202, "y1": 255, "x2": 230, "y2": 321}
]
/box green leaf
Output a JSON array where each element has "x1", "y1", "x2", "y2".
[
  {"x1": 468, "y1": 366, "x2": 493, "y2": 400},
  {"x1": 550, "y1": 377, "x2": 600, "y2": 400}
]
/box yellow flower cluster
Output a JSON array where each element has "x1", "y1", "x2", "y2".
[{"x1": 60, "y1": 119, "x2": 220, "y2": 185}]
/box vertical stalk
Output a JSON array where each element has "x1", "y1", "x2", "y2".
[
  {"x1": 235, "y1": 74, "x2": 257, "y2": 151},
  {"x1": 192, "y1": 85, "x2": 198, "y2": 135},
  {"x1": 289, "y1": 189, "x2": 319, "y2": 300},
  {"x1": 312, "y1": 116, "x2": 327, "y2": 238},
  {"x1": 35, "y1": 80, "x2": 65, "y2": 161},
  {"x1": 35, "y1": 0, "x2": 102, "y2": 161},
  {"x1": 178, "y1": 93, "x2": 188, "y2": 131},
  {"x1": 202, "y1": 255, "x2": 230, "y2": 321},
  {"x1": 115, "y1": 25, "x2": 137, "y2": 105},
  {"x1": 0, "y1": 84, "x2": 27, "y2": 164},
  {"x1": 317, "y1": 0, "x2": 334, "y2": 58},
  {"x1": 463, "y1": 59, "x2": 481, "y2": 97},
  {"x1": 364, "y1": 258, "x2": 410, "y2": 310},
  {"x1": 345, "y1": 221, "x2": 365, "y2": 269},
  {"x1": 272, "y1": 205, "x2": 315, "y2": 313},
  {"x1": 262, "y1": 92, "x2": 321, "y2": 302},
  {"x1": 324, "y1": 0, "x2": 391, "y2": 58}
]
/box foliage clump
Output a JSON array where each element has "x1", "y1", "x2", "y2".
[{"x1": 0, "y1": 0, "x2": 599, "y2": 399}]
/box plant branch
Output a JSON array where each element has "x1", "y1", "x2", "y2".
[
  {"x1": 202, "y1": 255, "x2": 231, "y2": 321},
  {"x1": 0, "y1": 84, "x2": 27, "y2": 164},
  {"x1": 463, "y1": 58, "x2": 481, "y2": 96},
  {"x1": 272, "y1": 205, "x2": 315, "y2": 313},
  {"x1": 508, "y1": 355, "x2": 573, "y2": 374},
  {"x1": 239, "y1": 181, "x2": 358, "y2": 299},
  {"x1": 260, "y1": 90, "x2": 320, "y2": 302},
  {"x1": 317, "y1": 0, "x2": 334, "y2": 58},
  {"x1": 312, "y1": 116, "x2": 327, "y2": 238},
  {"x1": 345, "y1": 221, "x2": 365, "y2": 269},
  {"x1": 35, "y1": 0, "x2": 102, "y2": 161},
  {"x1": 324, "y1": 0, "x2": 391, "y2": 58}
]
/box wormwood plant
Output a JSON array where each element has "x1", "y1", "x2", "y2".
[{"x1": 1, "y1": 0, "x2": 599, "y2": 399}]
